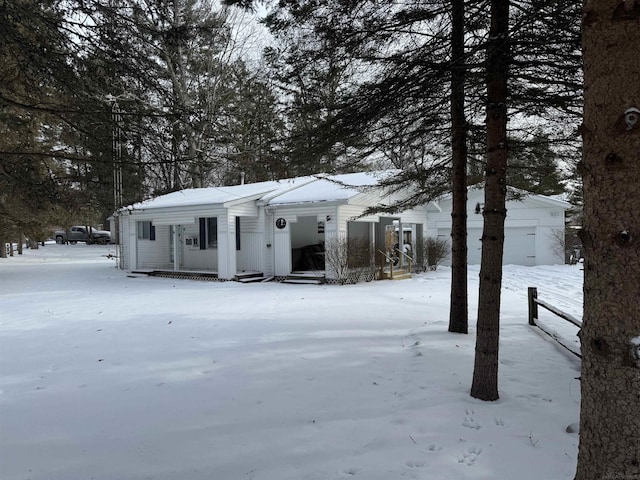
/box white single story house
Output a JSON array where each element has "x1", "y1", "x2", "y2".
[
  {"x1": 426, "y1": 186, "x2": 571, "y2": 266},
  {"x1": 114, "y1": 174, "x2": 571, "y2": 282},
  {"x1": 115, "y1": 171, "x2": 427, "y2": 282}
]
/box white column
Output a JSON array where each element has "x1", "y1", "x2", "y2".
[
  {"x1": 173, "y1": 225, "x2": 179, "y2": 271},
  {"x1": 398, "y1": 220, "x2": 404, "y2": 268},
  {"x1": 273, "y1": 217, "x2": 291, "y2": 277},
  {"x1": 369, "y1": 222, "x2": 376, "y2": 266},
  {"x1": 217, "y1": 213, "x2": 237, "y2": 280},
  {"x1": 130, "y1": 217, "x2": 138, "y2": 271}
]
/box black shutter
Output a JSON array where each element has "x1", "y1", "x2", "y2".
[
  {"x1": 235, "y1": 217, "x2": 241, "y2": 251},
  {"x1": 150, "y1": 223, "x2": 156, "y2": 241},
  {"x1": 199, "y1": 217, "x2": 206, "y2": 249}
]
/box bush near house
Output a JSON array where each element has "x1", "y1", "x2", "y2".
[
  {"x1": 416, "y1": 237, "x2": 450, "y2": 271},
  {"x1": 324, "y1": 236, "x2": 376, "y2": 284}
]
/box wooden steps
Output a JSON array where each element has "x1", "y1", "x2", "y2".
[
  {"x1": 380, "y1": 268, "x2": 412, "y2": 280},
  {"x1": 235, "y1": 271, "x2": 270, "y2": 283},
  {"x1": 282, "y1": 272, "x2": 326, "y2": 285}
]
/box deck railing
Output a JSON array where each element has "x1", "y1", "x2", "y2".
[
  {"x1": 377, "y1": 249, "x2": 395, "y2": 279},
  {"x1": 394, "y1": 248, "x2": 413, "y2": 274},
  {"x1": 527, "y1": 287, "x2": 582, "y2": 358}
]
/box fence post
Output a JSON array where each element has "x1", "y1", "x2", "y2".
[{"x1": 528, "y1": 287, "x2": 538, "y2": 326}]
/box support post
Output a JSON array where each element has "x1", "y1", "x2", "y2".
[{"x1": 528, "y1": 287, "x2": 538, "y2": 326}]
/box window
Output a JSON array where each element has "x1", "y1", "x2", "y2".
[
  {"x1": 208, "y1": 218, "x2": 217, "y2": 248},
  {"x1": 137, "y1": 221, "x2": 155, "y2": 240},
  {"x1": 199, "y1": 217, "x2": 217, "y2": 249}
]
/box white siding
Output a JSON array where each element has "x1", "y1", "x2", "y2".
[
  {"x1": 338, "y1": 204, "x2": 427, "y2": 228},
  {"x1": 181, "y1": 223, "x2": 217, "y2": 270},
  {"x1": 264, "y1": 210, "x2": 275, "y2": 276},
  {"x1": 218, "y1": 213, "x2": 236, "y2": 279},
  {"x1": 230, "y1": 202, "x2": 260, "y2": 217},
  {"x1": 338, "y1": 205, "x2": 374, "y2": 226},
  {"x1": 273, "y1": 225, "x2": 292, "y2": 276},
  {"x1": 237, "y1": 233, "x2": 262, "y2": 272},
  {"x1": 437, "y1": 225, "x2": 536, "y2": 265},
  {"x1": 397, "y1": 206, "x2": 428, "y2": 225},
  {"x1": 182, "y1": 248, "x2": 217, "y2": 270},
  {"x1": 235, "y1": 212, "x2": 265, "y2": 273},
  {"x1": 268, "y1": 204, "x2": 339, "y2": 276},
  {"x1": 145, "y1": 214, "x2": 196, "y2": 226},
  {"x1": 136, "y1": 224, "x2": 171, "y2": 269},
  {"x1": 239, "y1": 215, "x2": 261, "y2": 232},
  {"x1": 428, "y1": 188, "x2": 568, "y2": 266}
]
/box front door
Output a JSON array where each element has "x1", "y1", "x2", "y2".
[{"x1": 290, "y1": 216, "x2": 325, "y2": 271}]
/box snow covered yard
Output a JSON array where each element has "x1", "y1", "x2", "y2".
[{"x1": 0, "y1": 244, "x2": 583, "y2": 480}]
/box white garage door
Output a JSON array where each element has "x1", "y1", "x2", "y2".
[
  {"x1": 437, "y1": 226, "x2": 535, "y2": 266},
  {"x1": 437, "y1": 228, "x2": 483, "y2": 265},
  {"x1": 503, "y1": 226, "x2": 536, "y2": 266}
]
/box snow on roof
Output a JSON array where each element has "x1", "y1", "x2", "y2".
[
  {"x1": 267, "y1": 171, "x2": 397, "y2": 205},
  {"x1": 124, "y1": 171, "x2": 399, "y2": 211},
  {"x1": 506, "y1": 188, "x2": 572, "y2": 208},
  {"x1": 127, "y1": 177, "x2": 312, "y2": 210},
  {"x1": 436, "y1": 184, "x2": 572, "y2": 209}
]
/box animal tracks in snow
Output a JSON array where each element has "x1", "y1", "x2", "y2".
[
  {"x1": 405, "y1": 459, "x2": 426, "y2": 468},
  {"x1": 426, "y1": 443, "x2": 442, "y2": 452},
  {"x1": 458, "y1": 446, "x2": 483, "y2": 466},
  {"x1": 341, "y1": 467, "x2": 360, "y2": 476},
  {"x1": 462, "y1": 408, "x2": 482, "y2": 430}
]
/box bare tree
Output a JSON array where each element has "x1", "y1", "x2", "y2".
[{"x1": 548, "y1": 227, "x2": 566, "y2": 262}]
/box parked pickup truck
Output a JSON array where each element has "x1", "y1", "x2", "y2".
[{"x1": 54, "y1": 226, "x2": 111, "y2": 245}]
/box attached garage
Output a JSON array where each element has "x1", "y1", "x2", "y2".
[
  {"x1": 503, "y1": 226, "x2": 536, "y2": 266},
  {"x1": 437, "y1": 227, "x2": 483, "y2": 265},
  {"x1": 428, "y1": 186, "x2": 570, "y2": 266}
]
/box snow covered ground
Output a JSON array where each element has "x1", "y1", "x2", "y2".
[{"x1": 0, "y1": 244, "x2": 583, "y2": 480}]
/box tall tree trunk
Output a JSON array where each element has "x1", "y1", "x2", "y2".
[
  {"x1": 448, "y1": 0, "x2": 468, "y2": 334},
  {"x1": 470, "y1": 0, "x2": 509, "y2": 401},
  {"x1": 575, "y1": 1, "x2": 640, "y2": 478}
]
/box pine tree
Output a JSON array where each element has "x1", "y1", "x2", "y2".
[
  {"x1": 507, "y1": 132, "x2": 567, "y2": 195},
  {"x1": 217, "y1": 62, "x2": 287, "y2": 184},
  {"x1": 0, "y1": 0, "x2": 93, "y2": 238},
  {"x1": 470, "y1": 0, "x2": 509, "y2": 402},
  {"x1": 73, "y1": 0, "x2": 285, "y2": 194},
  {"x1": 449, "y1": 0, "x2": 469, "y2": 334},
  {"x1": 575, "y1": 0, "x2": 640, "y2": 478},
  {"x1": 263, "y1": 19, "x2": 366, "y2": 176},
  {"x1": 224, "y1": 1, "x2": 582, "y2": 350}
]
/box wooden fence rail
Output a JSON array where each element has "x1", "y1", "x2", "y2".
[{"x1": 528, "y1": 287, "x2": 582, "y2": 358}]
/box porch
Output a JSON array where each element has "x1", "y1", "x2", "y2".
[{"x1": 130, "y1": 268, "x2": 270, "y2": 283}]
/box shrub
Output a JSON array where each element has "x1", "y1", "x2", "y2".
[
  {"x1": 420, "y1": 237, "x2": 450, "y2": 271},
  {"x1": 324, "y1": 236, "x2": 375, "y2": 284}
]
